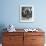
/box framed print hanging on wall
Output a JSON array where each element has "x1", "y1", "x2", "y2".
[{"x1": 20, "y1": 5, "x2": 34, "y2": 22}]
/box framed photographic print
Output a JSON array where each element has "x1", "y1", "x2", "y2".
[{"x1": 20, "y1": 5, "x2": 34, "y2": 22}]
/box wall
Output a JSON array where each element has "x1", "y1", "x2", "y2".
[{"x1": 0, "y1": 0, "x2": 46, "y2": 29}]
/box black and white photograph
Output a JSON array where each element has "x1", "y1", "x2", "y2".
[{"x1": 20, "y1": 5, "x2": 34, "y2": 22}]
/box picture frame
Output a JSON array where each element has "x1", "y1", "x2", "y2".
[{"x1": 20, "y1": 5, "x2": 34, "y2": 22}]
